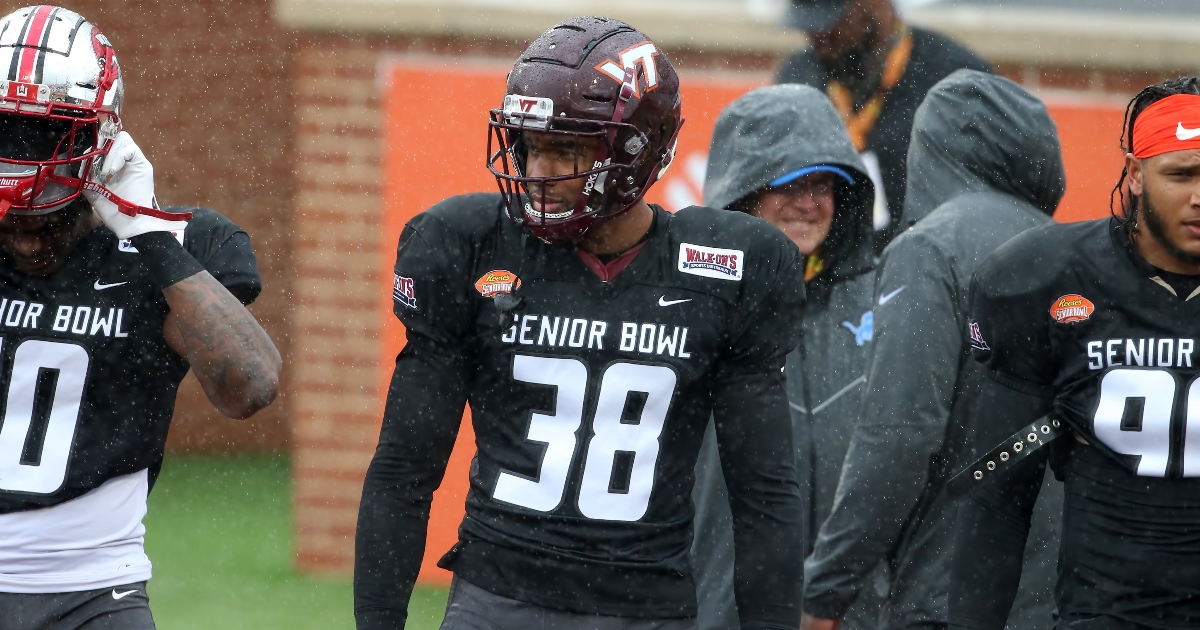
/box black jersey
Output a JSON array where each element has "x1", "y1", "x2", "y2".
[
  {"x1": 0, "y1": 207, "x2": 261, "y2": 513},
  {"x1": 355, "y1": 193, "x2": 805, "y2": 628},
  {"x1": 969, "y1": 218, "x2": 1200, "y2": 627}
]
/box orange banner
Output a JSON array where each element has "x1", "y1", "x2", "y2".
[{"x1": 380, "y1": 57, "x2": 1127, "y2": 585}]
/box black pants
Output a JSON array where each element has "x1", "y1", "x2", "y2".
[
  {"x1": 440, "y1": 576, "x2": 698, "y2": 630},
  {"x1": 0, "y1": 582, "x2": 154, "y2": 630}
]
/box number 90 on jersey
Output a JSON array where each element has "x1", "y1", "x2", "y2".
[{"x1": 1093, "y1": 367, "x2": 1200, "y2": 478}]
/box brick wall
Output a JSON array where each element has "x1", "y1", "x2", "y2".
[
  {"x1": 290, "y1": 36, "x2": 385, "y2": 572},
  {"x1": 0, "y1": 0, "x2": 295, "y2": 450},
  {"x1": 288, "y1": 32, "x2": 535, "y2": 573}
]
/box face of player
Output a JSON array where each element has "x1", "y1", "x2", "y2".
[
  {"x1": 522, "y1": 131, "x2": 604, "y2": 219},
  {"x1": 1129, "y1": 149, "x2": 1200, "y2": 272},
  {"x1": 807, "y1": 0, "x2": 887, "y2": 67},
  {"x1": 749, "y1": 172, "x2": 836, "y2": 256},
  {"x1": 0, "y1": 199, "x2": 99, "y2": 276}
]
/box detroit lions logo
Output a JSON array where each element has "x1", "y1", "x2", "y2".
[{"x1": 841, "y1": 311, "x2": 873, "y2": 347}]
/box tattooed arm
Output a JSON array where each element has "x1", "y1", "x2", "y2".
[{"x1": 162, "y1": 270, "x2": 281, "y2": 419}]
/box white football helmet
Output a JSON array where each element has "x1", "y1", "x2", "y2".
[{"x1": 0, "y1": 5, "x2": 123, "y2": 215}]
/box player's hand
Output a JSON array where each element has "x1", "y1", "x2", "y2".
[
  {"x1": 83, "y1": 131, "x2": 187, "y2": 239},
  {"x1": 800, "y1": 613, "x2": 842, "y2": 630}
]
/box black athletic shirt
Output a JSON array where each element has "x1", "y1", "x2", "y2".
[
  {"x1": 953, "y1": 218, "x2": 1200, "y2": 629},
  {"x1": 354, "y1": 193, "x2": 805, "y2": 629},
  {"x1": 0, "y1": 207, "x2": 261, "y2": 513}
]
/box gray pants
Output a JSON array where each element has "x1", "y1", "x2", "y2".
[
  {"x1": 0, "y1": 582, "x2": 154, "y2": 630},
  {"x1": 440, "y1": 577, "x2": 698, "y2": 630},
  {"x1": 690, "y1": 423, "x2": 885, "y2": 630}
]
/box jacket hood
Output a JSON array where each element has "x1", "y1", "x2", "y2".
[
  {"x1": 704, "y1": 84, "x2": 875, "y2": 279},
  {"x1": 902, "y1": 69, "x2": 1066, "y2": 227}
]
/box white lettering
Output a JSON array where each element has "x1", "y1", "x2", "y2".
[
  {"x1": 568, "y1": 319, "x2": 588, "y2": 348},
  {"x1": 20, "y1": 303, "x2": 41, "y2": 329},
  {"x1": 519, "y1": 314, "x2": 536, "y2": 345},
  {"x1": 1107, "y1": 339, "x2": 1123, "y2": 367},
  {"x1": 3, "y1": 301, "x2": 24, "y2": 327},
  {"x1": 588, "y1": 321, "x2": 606, "y2": 349},
  {"x1": 538, "y1": 316, "x2": 561, "y2": 346},
  {"x1": 53, "y1": 306, "x2": 72, "y2": 332},
  {"x1": 1159, "y1": 338, "x2": 1175, "y2": 367},
  {"x1": 678, "y1": 327, "x2": 692, "y2": 359},
  {"x1": 115, "y1": 309, "x2": 129, "y2": 338},
  {"x1": 1088, "y1": 341, "x2": 1103, "y2": 370},
  {"x1": 501, "y1": 314, "x2": 518, "y2": 343},
  {"x1": 638, "y1": 323, "x2": 655, "y2": 353},
  {"x1": 1090, "y1": 337, "x2": 1199, "y2": 368},
  {"x1": 656, "y1": 325, "x2": 678, "y2": 357},
  {"x1": 620, "y1": 323, "x2": 637, "y2": 352},
  {"x1": 90, "y1": 308, "x2": 115, "y2": 337},
  {"x1": 1127, "y1": 339, "x2": 1145, "y2": 366},
  {"x1": 70, "y1": 307, "x2": 91, "y2": 334}
]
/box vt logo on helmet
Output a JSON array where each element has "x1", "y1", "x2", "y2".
[
  {"x1": 0, "y1": 5, "x2": 124, "y2": 218},
  {"x1": 487, "y1": 17, "x2": 684, "y2": 244}
]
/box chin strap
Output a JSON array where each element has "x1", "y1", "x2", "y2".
[
  {"x1": 81, "y1": 179, "x2": 191, "y2": 221},
  {"x1": 640, "y1": 118, "x2": 685, "y2": 198},
  {"x1": 572, "y1": 66, "x2": 637, "y2": 218}
]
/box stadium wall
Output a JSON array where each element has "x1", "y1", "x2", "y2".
[
  {"x1": 0, "y1": 0, "x2": 295, "y2": 451},
  {"x1": 279, "y1": 2, "x2": 1200, "y2": 577}
]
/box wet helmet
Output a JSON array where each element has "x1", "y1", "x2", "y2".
[
  {"x1": 0, "y1": 5, "x2": 123, "y2": 217},
  {"x1": 487, "y1": 17, "x2": 684, "y2": 243}
]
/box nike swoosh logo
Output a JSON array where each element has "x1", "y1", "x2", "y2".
[
  {"x1": 878, "y1": 286, "x2": 906, "y2": 305},
  {"x1": 658, "y1": 297, "x2": 692, "y2": 307},
  {"x1": 94, "y1": 280, "x2": 129, "y2": 290},
  {"x1": 112, "y1": 589, "x2": 138, "y2": 600},
  {"x1": 1179, "y1": 122, "x2": 1200, "y2": 141}
]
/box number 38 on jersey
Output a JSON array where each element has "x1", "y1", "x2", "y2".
[{"x1": 492, "y1": 354, "x2": 676, "y2": 522}]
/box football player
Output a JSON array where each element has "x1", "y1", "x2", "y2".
[
  {"x1": 354, "y1": 17, "x2": 805, "y2": 630},
  {"x1": 951, "y1": 76, "x2": 1200, "y2": 630},
  {"x1": 0, "y1": 6, "x2": 281, "y2": 630}
]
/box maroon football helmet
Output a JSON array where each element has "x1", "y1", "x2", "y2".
[{"x1": 488, "y1": 17, "x2": 683, "y2": 243}]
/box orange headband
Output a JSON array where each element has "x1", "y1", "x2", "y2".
[{"x1": 1133, "y1": 94, "x2": 1200, "y2": 159}]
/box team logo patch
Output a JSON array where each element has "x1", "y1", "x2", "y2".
[
  {"x1": 595, "y1": 41, "x2": 661, "y2": 97},
  {"x1": 475, "y1": 270, "x2": 521, "y2": 298},
  {"x1": 841, "y1": 311, "x2": 873, "y2": 347},
  {"x1": 502, "y1": 94, "x2": 553, "y2": 130},
  {"x1": 1051, "y1": 294, "x2": 1094, "y2": 324},
  {"x1": 393, "y1": 273, "x2": 417, "y2": 309},
  {"x1": 1, "y1": 81, "x2": 47, "y2": 103},
  {"x1": 677, "y1": 243, "x2": 743, "y2": 281},
  {"x1": 969, "y1": 321, "x2": 990, "y2": 351}
]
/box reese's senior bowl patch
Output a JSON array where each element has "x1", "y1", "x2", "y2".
[
  {"x1": 393, "y1": 273, "x2": 417, "y2": 309},
  {"x1": 475, "y1": 270, "x2": 521, "y2": 297},
  {"x1": 1051, "y1": 294, "x2": 1094, "y2": 324},
  {"x1": 678, "y1": 243, "x2": 743, "y2": 281}
]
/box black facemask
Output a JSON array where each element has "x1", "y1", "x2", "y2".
[{"x1": 0, "y1": 112, "x2": 95, "y2": 162}]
